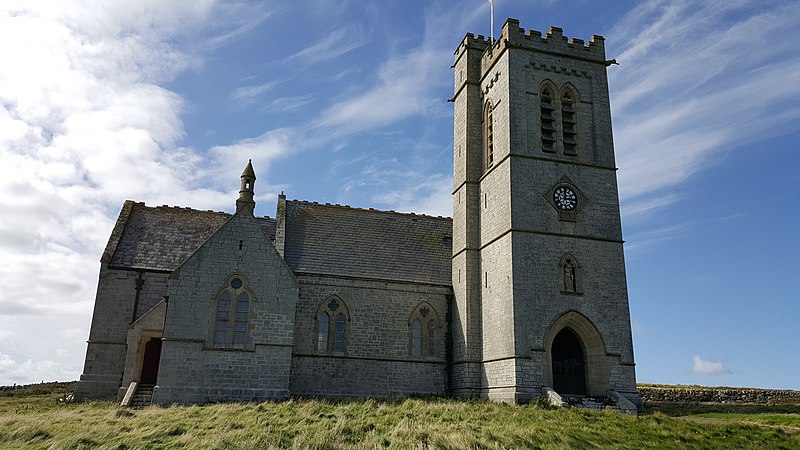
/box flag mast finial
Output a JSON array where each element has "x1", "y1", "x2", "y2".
[{"x1": 489, "y1": 0, "x2": 494, "y2": 42}]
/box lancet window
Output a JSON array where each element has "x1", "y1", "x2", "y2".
[{"x1": 483, "y1": 100, "x2": 495, "y2": 170}]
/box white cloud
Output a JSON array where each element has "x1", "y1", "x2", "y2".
[
  {"x1": 0, "y1": 352, "x2": 80, "y2": 385},
  {"x1": 263, "y1": 94, "x2": 316, "y2": 111},
  {"x1": 312, "y1": 1, "x2": 482, "y2": 138},
  {"x1": 624, "y1": 223, "x2": 692, "y2": 256},
  {"x1": 286, "y1": 26, "x2": 369, "y2": 66},
  {"x1": 692, "y1": 355, "x2": 732, "y2": 376},
  {"x1": 610, "y1": 0, "x2": 800, "y2": 215},
  {"x1": 0, "y1": 0, "x2": 279, "y2": 386},
  {"x1": 372, "y1": 173, "x2": 453, "y2": 217},
  {"x1": 230, "y1": 80, "x2": 283, "y2": 106}
]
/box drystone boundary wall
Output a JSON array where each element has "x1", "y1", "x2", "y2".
[{"x1": 639, "y1": 387, "x2": 800, "y2": 404}]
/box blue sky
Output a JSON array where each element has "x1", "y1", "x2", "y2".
[{"x1": 0, "y1": 0, "x2": 798, "y2": 389}]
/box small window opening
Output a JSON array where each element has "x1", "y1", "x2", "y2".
[{"x1": 484, "y1": 101, "x2": 494, "y2": 170}]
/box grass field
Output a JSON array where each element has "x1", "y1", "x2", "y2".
[{"x1": 0, "y1": 384, "x2": 798, "y2": 449}]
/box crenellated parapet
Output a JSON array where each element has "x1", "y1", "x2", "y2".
[
  {"x1": 453, "y1": 32, "x2": 492, "y2": 96},
  {"x1": 454, "y1": 32, "x2": 492, "y2": 58},
  {"x1": 505, "y1": 18, "x2": 605, "y2": 59},
  {"x1": 481, "y1": 18, "x2": 606, "y2": 74}
]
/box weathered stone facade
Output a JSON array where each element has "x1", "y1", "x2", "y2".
[
  {"x1": 75, "y1": 19, "x2": 639, "y2": 407},
  {"x1": 449, "y1": 19, "x2": 638, "y2": 405}
]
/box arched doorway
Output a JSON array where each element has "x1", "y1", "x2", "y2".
[
  {"x1": 551, "y1": 328, "x2": 586, "y2": 395},
  {"x1": 140, "y1": 337, "x2": 162, "y2": 384}
]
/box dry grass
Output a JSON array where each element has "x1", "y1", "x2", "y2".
[{"x1": 0, "y1": 386, "x2": 798, "y2": 449}]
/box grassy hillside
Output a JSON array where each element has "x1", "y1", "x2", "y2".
[{"x1": 0, "y1": 384, "x2": 798, "y2": 449}]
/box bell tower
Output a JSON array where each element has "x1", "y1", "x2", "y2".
[{"x1": 452, "y1": 19, "x2": 639, "y2": 406}]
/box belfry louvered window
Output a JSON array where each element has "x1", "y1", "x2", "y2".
[
  {"x1": 540, "y1": 87, "x2": 556, "y2": 153},
  {"x1": 540, "y1": 83, "x2": 579, "y2": 156},
  {"x1": 212, "y1": 275, "x2": 251, "y2": 349},
  {"x1": 561, "y1": 90, "x2": 577, "y2": 155}
]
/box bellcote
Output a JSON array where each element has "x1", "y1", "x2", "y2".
[{"x1": 236, "y1": 159, "x2": 256, "y2": 214}]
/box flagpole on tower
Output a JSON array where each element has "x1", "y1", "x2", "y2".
[{"x1": 489, "y1": 0, "x2": 494, "y2": 42}]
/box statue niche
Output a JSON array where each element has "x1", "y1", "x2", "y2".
[{"x1": 559, "y1": 254, "x2": 583, "y2": 295}]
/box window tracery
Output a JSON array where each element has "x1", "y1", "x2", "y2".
[
  {"x1": 408, "y1": 303, "x2": 440, "y2": 359},
  {"x1": 211, "y1": 275, "x2": 252, "y2": 349},
  {"x1": 316, "y1": 295, "x2": 350, "y2": 354}
]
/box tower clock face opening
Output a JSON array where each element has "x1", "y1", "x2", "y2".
[{"x1": 553, "y1": 186, "x2": 578, "y2": 210}]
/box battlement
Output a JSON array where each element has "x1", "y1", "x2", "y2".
[
  {"x1": 454, "y1": 32, "x2": 492, "y2": 57},
  {"x1": 477, "y1": 18, "x2": 606, "y2": 67},
  {"x1": 503, "y1": 18, "x2": 605, "y2": 60}
]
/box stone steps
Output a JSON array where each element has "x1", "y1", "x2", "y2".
[
  {"x1": 130, "y1": 384, "x2": 154, "y2": 409},
  {"x1": 564, "y1": 395, "x2": 617, "y2": 411},
  {"x1": 543, "y1": 388, "x2": 638, "y2": 415}
]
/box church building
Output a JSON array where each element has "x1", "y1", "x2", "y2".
[{"x1": 75, "y1": 19, "x2": 640, "y2": 408}]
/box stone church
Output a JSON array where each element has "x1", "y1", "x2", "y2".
[{"x1": 75, "y1": 19, "x2": 640, "y2": 408}]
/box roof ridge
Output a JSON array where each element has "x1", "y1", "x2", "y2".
[
  {"x1": 132, "y1": 201, "x2": 273, "y2": 219},
  {"x1": 288, "y1": 198, "x2": 452, "y2": 221}
]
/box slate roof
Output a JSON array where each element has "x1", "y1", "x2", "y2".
[
  {"x1": 106, "y1": 202, "x2": 276, "y2": 272},
  {"x1": 103, "y1": 199, "x2": 453, "y2": 286},
  {"x1": 283, "y1": 200, "x2": 453, "y2": 286}
]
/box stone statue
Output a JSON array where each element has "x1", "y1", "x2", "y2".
[{"x1": 563, "y1": 259, "x2": 576, "y2": 292}]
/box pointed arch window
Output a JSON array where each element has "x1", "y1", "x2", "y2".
[
  {"x1": 408, "y1": 303, "x2": 441, "y2": 359},
  {"x1": 483, "y1": 100, "x2": 495, "y2": 170},
  {"x1": 316, "y1": 296, "x2": 350, "y2": 354},
  {"x1": 211, "y1": 275, "x2": 252, "y2": 349},
  {"x1": 539, "y1": 82, "x2": 580, "y2": 156}
]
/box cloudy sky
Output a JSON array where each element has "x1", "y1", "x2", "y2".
[{"x1": 1, "y1": 0, "x2": 798, "y2": 389}]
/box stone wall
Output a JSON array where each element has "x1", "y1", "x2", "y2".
[
  {"x1": 290, "y1": 274, "x2": 450, "y2": 397},
  {"x1": 75, "y1": 266, "x2": 169, "y2": 401},
  {"x1": 155, "y1": 211, "x2": 298, "y2": 405},
  {"x1": 639, "y1": 386, "x2": 800, "y2": 404}
]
